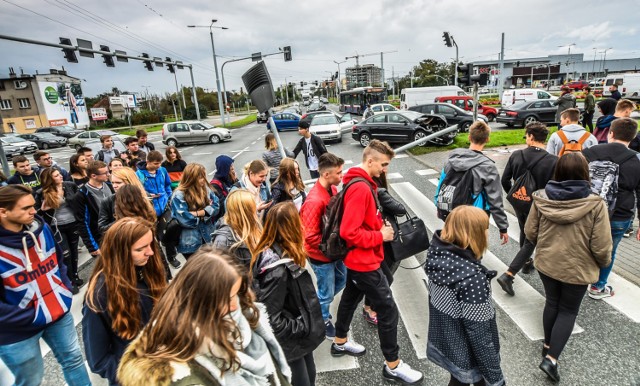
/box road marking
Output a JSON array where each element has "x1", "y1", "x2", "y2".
[
  {"x1": 303, "y1": 178, "x2": 318, "y2": 185},
  {"x1": 344, "y1": 160, "x2": 353, "y2": 165},
  {"x1": 350, "y1": 143, "x2": 361, "y2": 146},
  {"x1": 386, "y1": 172, "x2": 403, "y2": 180},
  {"x1": 428, "y1": 178, "x2": 439, "y2": 186},
  {"x1": 251, "y1": 141, "x2": 257, "y2": 145},
  {"x1": 192, "y1": 152, "x2": 213, "y2": 155},
  {"x1": 415, "y1": 169, "x2": 438, "y2": 176},
  {"x1": 395, "y1": 154, "x2": 408, "y2": 159},
  {"x1": 181, "y1": 146, "x2": 194, "y2": 151}
]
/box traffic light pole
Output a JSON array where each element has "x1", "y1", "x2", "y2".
[
  {"x1": 454, "y1": 38, "x2": 459, "y2": 87},
  {"x1": 472, "y1": 83, "x2": 479, "y2": 122}
]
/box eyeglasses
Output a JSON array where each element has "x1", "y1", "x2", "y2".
[
  {"x1": 41, "y1": 157, "x2": 52, "y2": 161},
  {"x1": 95, "y1": 171, "x2": 111, "y2": 176}
]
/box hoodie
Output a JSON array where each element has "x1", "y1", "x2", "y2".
[
  {"x1": 525, "y1": 182, "x2": 612, "y2": 285},
  {"x1": 438, "y1": 148, "x2": 509, "y2": 233},
  {"x1": 339, "y1": 167, "x2": 384, "y2": 272},
  {"x1": 553, "y1": 92, "x2": 577, "y2": 122},
  {"x1": 7, "y1": 171, "x2": 42, "y2": 192},
  {"x1": 546, "y1": 123, "x2": 598, "y2": 156},
  {"x1": 136, "y1": 163, "x2": 172, "y2": 216},
  {"x1": 0, "y1": 216, "x2": 73, "y2": 345},
  {"x1": 593, "y1": 98, "x2": 619, "y2": 143}
]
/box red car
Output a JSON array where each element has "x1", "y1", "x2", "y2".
[
  {"x1": 434, "y1": 95, "x2": 499, "y2": 122},
  {"x1": 565, "y1": 80, "x2": 589, "y2": 90}
]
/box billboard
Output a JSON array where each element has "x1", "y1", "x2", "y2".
[
  {"x1": 39, "y1": 81, "x2": 90, "y2": 128},
  {"x1": 90, "y1": 108, "x2": 108, "y2": 121}
]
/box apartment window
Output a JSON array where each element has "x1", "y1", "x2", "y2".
[
  {"x1": 0, "y1": 99, "x2": 11, "y2": 110},
  {"x1": 18, "y1": 98, "x2": 30, "y2": 109},
  {"x1": 0, "y1": 82, "x2": 5, "y2": 91}
]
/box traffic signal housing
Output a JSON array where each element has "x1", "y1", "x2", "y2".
[
  {"x1": 166, "y1": 57, "x2": 175, "y2": 73},
  {"x1": 141, "y1": 53, "x2": 153, "y2": 71},
  {"x1": 59, "y1": 38, "x2": 78, "y2": 63},
  {"x1": 458, "y1": 63, "x2": 474, "y2": 87},
  {"x1": 100, "y1": 45, "x2": 115, "y2": 67},
  {"x1": 283, "y1": 46, "x2": 292, "y2": 62},
  {"x1": 442, "y1": 32, "x2": 453, "y2": 47}
]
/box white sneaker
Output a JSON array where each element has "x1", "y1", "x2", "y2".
[
  {"x1": 330, "y1": 339, "x2": 366, "y2": 357},
  {"x1": 383, "y1": 360, "x2": 424, "y2": 385}
]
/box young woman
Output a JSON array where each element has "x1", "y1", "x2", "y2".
[
  {"x1": 98, "y1": 167, "x2": 148, "y2": 234},
  {"x1": 69, "y1": 153, "x2": 89, "y2": 186},
  {"x1": 117, "y1": 247, "x2": 292, "y2": 386},
  {"x1": 171, "y1": 163, "x2": 219, "y2": 259},
  {"x1": 230, "y1": 160, "x2": 271, "y2": 218},
  {"x1": 526, "y1": 152, "x2": 612, "y2": 382},
  {"x1": 210, "y1": 155, "x2": 238, "y2": 222},
  {"x1": 82, "y1": 217, "x2": 168, "y2": 385},
  {"x1": 251, "y1": 202, "x2": 324, "y2": 386},
  {"x1": 34, "y1": 168, "x2": 82, "y2": 293},
  {"x1": 108, "y1": 157, "x2": 125, "y2": 174},
  {"x1": 262, "y1": 133, "x2": 294, "y2": 184},
  {"x1": 211, "y1": 189, "x2": 263, "y2": 268},
  {"x1": 269, "y1": 158, "x2": 306, "y2": 212},
  {"x1": 425, "y1": 205, "x2": 505, "y2": 386},
  {"x1": 162, "y1": 146, "x2": 187, "y2": 190}
]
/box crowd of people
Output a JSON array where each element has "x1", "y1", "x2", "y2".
[{"x1": 0, "y1": 97, "x2": 638, "y2": 386}]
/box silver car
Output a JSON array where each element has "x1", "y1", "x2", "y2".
[
  {"x1": 0, "y1": 136, "x2": 38, "y2": 154},
  {"x1": 162, "y1": 121, "x2": 232, "y2": 147}
]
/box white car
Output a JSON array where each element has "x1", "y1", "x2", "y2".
[
  {"x1": 363, "y1": 103, "x2": 398, "y2": 119},
  {"x1": 309, "y1": 113, "x2": 356, "y2": 142},
  {"x1": 162, "y1": 121, "x2": 231, "y2": 147},
  {"x1": 68, "y1": 130, "x2": 128, "y2": 150}
]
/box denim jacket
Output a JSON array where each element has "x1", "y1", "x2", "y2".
[{"x1": 170, "y1": 189, "x2": 220, "y2": 254}]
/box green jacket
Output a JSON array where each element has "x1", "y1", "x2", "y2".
[{"x1": 584, "y1": 93, "x2": 596, "y2": 112}]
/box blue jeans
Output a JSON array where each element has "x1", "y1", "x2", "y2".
[
  {"x1": 594, "y1": 219, "x2": 633, "y2": 289},
  {"x1": 0, "y1": 313, "x2": 90, "y2": 386},
  {"x1": 310, "y1": 260, "x2": 347, "y2": 321}
]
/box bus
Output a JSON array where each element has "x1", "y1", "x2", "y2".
[{"x1": 339, "y1": 87, "x2": 387, "y2": 115}]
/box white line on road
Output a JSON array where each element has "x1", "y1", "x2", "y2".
[
  {"x1": 192, "y1": 152, "x2": 213, "y2": 155},
  {"x1": 386, "y1": 172, "x2": 403, "y2": 180},
  {"x1": 344, "y1": 160, "x2": 353, "y2": 165},
  {"x1": 428, "y1": 178, "x2": 439, "y2": 186},
  {"x1": 395, "y1": 154, "x2": 408, "y2": 159},
  {"x1": 415, "y1": 169, "x2": 438, "y2": 176}
]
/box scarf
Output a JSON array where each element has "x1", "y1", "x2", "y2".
[{"x1": 242, "y1": 174, "x2": 263, "y2": 207}]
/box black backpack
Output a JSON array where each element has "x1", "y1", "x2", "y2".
[
  {"x1": 435, "y1": 168, "x2": 476, "y2": 220},
  {"x1": 319, "y1": 178, "x2": 379, "y2": 261},
  {"x1": 588, "y1": 152, "x2": 637, "y2": 216},
  {"x1": 507, "y1": 152, "x2": 545, "y2": 213}
]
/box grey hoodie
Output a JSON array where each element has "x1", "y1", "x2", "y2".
[
  {"x1": 546, "y1": 123, "x2": 598, "y2": 156},
  {"x1": 443, "y1": 148, "x2": 509, "y2": 232},
  {"x1": 553, "y1": 92, "x2": 577, "y2": 122}
]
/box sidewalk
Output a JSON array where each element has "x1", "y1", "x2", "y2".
[{"x1": 410, "y1": 144, "x2": 640, "y2": 286}]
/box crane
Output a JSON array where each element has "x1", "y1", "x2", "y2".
[{"x1": 345, "y1": 50, "x2": 398, "y2": 87}]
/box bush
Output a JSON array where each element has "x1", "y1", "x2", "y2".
[
  {"x1": 183, "y1": 105, "x2": 208, "y2": 120},
  {"x1": 132, "y1": 110, "x2": 164, "y2": 125},
  {"x1": 100, "y1": 118, "x2": 127, "y2": 128}
]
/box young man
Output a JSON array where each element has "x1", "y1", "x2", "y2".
[
  {"x1": 546, "y1": 108, "x2": 598, "y2": 156},
  {"x1": 136, "y1": 129, "x2": 155, "y2": 154},
  {"x1": 95, "y1": 134, "x2": 120, "y2": 164},
  {"x1": 71, "y1": 160, "x2": 114, "y2": 257},
  {"x1": 497, "y1": 123, "x2": 558, "y2": 296},
  {"x1": 33, "y1": 151, "x2": 72, "y2": 182},
  {"x1": 124, "y1": 136, "x2": 147, "y2": 169},
  {"x1": 582, "y1": 86, "x2": 596, "y2": 132},
  {"x1": 332, "y1": 140, "x2": 424, "y2": 385},
  {"x1": 582, "y1": 118, "x2": 640, "y2": 299},
  {"x1": 293, "y1": 120, "x2": 327, "y2": 179},
  {"x1": 76, "y1": 146, "x2": 94, "y2": 162},
  {"x1": 300, "y1": 153, "x2": 346, "y2": 339},
  {"x1": 594, "y1": 98, "x2": 636, "y2": 144},
  {"x1": 437, "y1": 121, "x2": 510, "y2": 244},
  {"x1": 609, "y1": 84, "x2": 622, "y2": 100},
  {"x1": 0, "y1": 185, "x2": 91, "y2": 386},
  {"x1": 7, "y1": 155, "x2": 42, "y2": 192}
]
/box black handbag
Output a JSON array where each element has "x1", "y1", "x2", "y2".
[{"x1": 389, "y1": 214, "x2": 430, "y2": 262}]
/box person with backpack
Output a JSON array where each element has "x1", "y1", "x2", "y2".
[
  {"x1": 251, "y1": 202, "x2": 324, "y2": 386},
  {"x1": 332, "y1": 140, "x2": 424, "y2": 385},
  {"x1": 299, "y1": 152, "x2": 346, "y2": 339},
  {"x1": 526, "y1": 152, "x2": 612, "y2": 382},
  {"x1": 210, "y1": 154, "x2": 238, "y2": 222},
  {"x1": 497, "y1": 123, "x2": 558, "y2": 296},
  {"x1": 582, "y1": 118, "x2": 640, "y2": 300},
  {"x1": 435, "y1": 121, "x2": 509, "y2": 245},
  {"x1": 95, "y1": 135, "x2": 120, "y2": 165},
  {"x1": 546, "y1": 108, "x2": 597, "y2": 156},
  {"x1": 553, "y1": 86, "x2": 576, "y2": 127},
  {"x1": 293, "y1": 120, "x2": 328, "y2": 179}
]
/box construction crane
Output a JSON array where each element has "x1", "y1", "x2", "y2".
[{"x1": 345, "y1": 50, "x2": 398, "y2": 87}]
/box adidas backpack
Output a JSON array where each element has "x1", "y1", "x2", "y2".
[
  {"x1": 435, "y1": 168, "x2": 476, "y2": 220},
  {"x1": 506, "y1": 151, "x2": 545, "y2": 213}
]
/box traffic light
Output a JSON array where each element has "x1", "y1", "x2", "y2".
[
  {"x1": 516, "y1": 61, "x2": 521, "y2": 67},
  {"x1": 457, "y1": 63, "x2": 475, "y2": 87},
  {"x1": 59, "y1": 37, "x2": 78, "y2": 63},
  {"x1": 335, "y1": 71, "x2": 339, "y2": 79},
  {"x1": 166, "y1": 57, "x2": 175, "y2": 73},
  {"x1": 300, "y1": 81, "x2": 304, "y2": 87},
  {"x1": 442, "y1": 32, "x2": 453, "y2": 48},
  {"x1": 99, "y1": 45, "x2": 115, "y2": 67},
  {"x1": 314, "y1": 80, "x2": 319, "y2": 86},
  {"x1": 283, "y1": 46, "x2": 292, "y2": 62},
  {"x1": 141, "y1": 53, "x2": 153, "y2": 71}
]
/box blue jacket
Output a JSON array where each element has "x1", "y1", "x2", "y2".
[
  {"x1": 170, "y1": 189, "x2": 220, "y2": 254},
  {"x1": 136, "y1": 163, "x2": 172, "y2": 216}
]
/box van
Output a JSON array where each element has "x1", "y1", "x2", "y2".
[
  {"x1": 501, "y1": 88, "x2": 556, "y2": 108},
  {"x1": 400, "y1": 86, "x2": 466, "y2": 110},
  {"x1": 434, "y1": 95, "x2": 499, "y2": 121},
  {"x1": 603, "y1": 73, "x2": 640, "y2": 100}
]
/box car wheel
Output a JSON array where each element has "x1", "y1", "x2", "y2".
[
  {"x1": 359, "y1": 132, "x2": 371, "y2": 147},
  {"x1": 413, "y1": 130, "x2": 428, "y2": 146},
  {"x1": 461, "y1": 122, "x2": 471, "y2": 132},
  {"x1": 209, "y1": 135, "x2": 220, "y2": 144},
  {"x1": 166, "y1": 138, "x2": 178, "y2": 147},
  {"x1": 74, "y1": 144, "x2": 82, "y2": 150},
  {"x1": 523, "y1": 116, "x2": 538, "y2": 126},
  {"x1": 41, "y1": 143, "x2": 49, "y2": 150},
  {"x1": 486, "y1": 113, "x2": 496, "y2": 122}
]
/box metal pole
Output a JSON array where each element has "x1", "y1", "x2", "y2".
[
  {"x1": 209, "y1": 29, "x2": 226, "y2": 126},
  {"x1": 173, "y1": 71, "x2": 183, "y2": 120},
  {"x1": 394, "y1": 124, "x2": 460, "y2": 153},
  {"x1": 188, "y1": 66, "x2": 201, "y2": 120},
  {"x1": 530, "y1": 66, "x2": 534, "y2": 87},
  {"x1": 472, "y1": 83, "x2": 479, "y2": 122},
  {"x1": 267, "y1": 109, "x2": 287, "y2": 158},
  {"x1": 0, "y1": 112, "x2": 9, "y2": 175},
  {"x1": 380, "y1": 52, "x2": 384, "y2": 87},
  {"x1": 170, "y1": 97, "x2": 178, "y2": 121},
  {"x1": 454, "y1": 39, "x2": 459, "y2": 87},
  {"x1": 498, "y1": 33, "x2": 505, "y2": 102},
  {"x1": 181, "y1": 84, "x2": 187, "y2": 109}
]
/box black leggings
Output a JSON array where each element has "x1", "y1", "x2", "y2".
[
  {"x1": 448, "y1": 374, "x2": 486, "y2": 386},
  {"x1": 539, "y1": 272, "x2": 587, "y2": 359},
  {"x1": 288, "y1": 353, "x2": 316, "y2": 386},
  {"x1": 54, "y1": 223, "x2": 80, "y2": 281}
]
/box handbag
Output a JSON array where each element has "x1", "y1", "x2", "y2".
[
  {"x1": 156, "y1": 202, "x2": 173, "y2": 242},
  {"x1": 389, "y1": 214, "x2": 430, "y2": 262}
]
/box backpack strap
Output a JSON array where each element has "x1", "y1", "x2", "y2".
[
  {"x1": 577, "y1": 131, "x2": 591, "y2": 145},
  {"x1": 344, "y1": 177, "x2": 381, "y2": 213},
  {"x1": 520, "y1": 150, "x2": 546, "y2": 171},
  {"x1": 557, "y1": 130, "x2": 570, "y2": 144},
  {"x1": 262, "y1": 257, "x2": 293, "y2": 271}
]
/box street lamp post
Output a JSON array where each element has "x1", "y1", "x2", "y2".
[
  {"x1": 602, "y1": 47, "x2": 613, "y2": 75},
  {"x1": 558, "y1": 43, "x2": 576, "y2": 82},
  {"x1": 188, "y1": 20, "x2": 228, "y2": 126},
  {"x1": 333, "y1": 59, "x2": 346, "y2": 100}
]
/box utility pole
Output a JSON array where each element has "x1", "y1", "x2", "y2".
[
  {"x1": 172, "y1": 71, "x2": 183, "y2": 120},
  {"x1": 498, "y1": 32, "x2": 505, "y2": 103}
]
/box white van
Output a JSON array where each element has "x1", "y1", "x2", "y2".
[
  {"x1": 603, "y1": 73, "x2": 640, "y2": 99},
  {"x1": 400, "y1": 86, "x2": 466, "y2": 110},
  {"x1": 501, "y1": 88, "x2": 556, "y2": 108}
]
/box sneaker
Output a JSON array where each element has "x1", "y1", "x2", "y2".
[
  {"x1": 363, "y1": 308, "x2": 378, "y2": 325},
  {"x1": 168, "y1": 257, "x2": 182, "y2": 269},
  {"x1": 330, "y1": 340, "x2": 366, "y2": 357},
  {"x1": 539, "y1": 357, "x2": 560, "y2": 383},
  {"x1": 521, "y1": 258, "x2": 534, "y2": 274},
  {"x1": 588, "y1": 285, "x2": 614, "y2": 300},
  {"x1": 324, "y1": 319, "x2": 336, "y2": 340},
  {"x1": 497, "y1": 273, "x2": 515, "y2": 296},
  {"x1": 623, "y1": 228, "x2": 632, "y2": 238},
  {"x1": 382, "y1": 360, "x2": 424, "y2": 385}
]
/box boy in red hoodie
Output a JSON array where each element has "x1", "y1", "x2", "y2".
[{"x1": 331, "y1": 140, "x2": 424, "y2": 385}]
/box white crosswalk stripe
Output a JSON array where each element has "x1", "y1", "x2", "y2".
[{"x1": 415, "y1": 169, "x2": 438, "y2": 176}]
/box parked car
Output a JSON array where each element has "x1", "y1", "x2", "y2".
[
  {"x1": 307, "y1": 102, "x2": 326, "y2": 112},
  {"x1": 300, "y1": 110, "x2": 343, "y2": 125},
  {"x1": 0, "y1": 136, "x2": 39, "y2": 154},
  {"x1": 68, "y1": 130, "x2": 127, "y2": 150},
  {"x1": 496, "y1": 99, "x2": 585, "y2": 127},
  {"x1": 84, "y1": 136, "x2": 127, "y2": 154},
  {"x1": 162, "y1": 121, "x2": 232, "y2": 147},
  {"x1": 35, "y1": 125, "x2": 85, "y2": 138},
  {"x1": 320, "y1": 97, "x2": 329, "y2": 104},
  {"x1": 309, "y1": 113, "x2": 356, "y2": 142},
  {"x1": 409, "y1": 103, "x2": 487, "y2": 132},
  {"x1": 17, "y1": 133, "x2": 67, "y2": 149},
  {"x1": 565, "y1": 80, "x2": 590, "y2": 91},
  {"x1": 266, "y1": 112, "x2": 301, "y2": 131},
  {"x1": 283, "y1": 107, "x2": 301, "y2": 115},
  {"x1": 1, "y1": 144, "x2": 23, "y2": 160},
  {"x1": 434, "y1": 95, "x2": 499, "y2": 122},
  {"x1": 257, "y1": 112, "x2": 269, "y2": 123},
  {"x1": 352, "y1": 111, "x2": 453, "y2": 147},
  {"x1": 363, "y1": 103, "x2": 398, "y2": 119}
]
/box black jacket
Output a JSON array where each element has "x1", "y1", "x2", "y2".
[
  {"x1": 70, "y1": 182, "x2": 115, "y2": 253},
  {"x1": 98, "y1": 195, "x2": 116, "y2": 235},
  {"x1": 210, "y1": 222, "x2": 253, "y2": 268},
  {"x1": 582, "y1": 143, "x2": 640, "y2": 221},
  {"x1": 253, "y1": 244, "x2": 324, "y2": 361},
  {"x1": 292, "y1": 135, "x2": 327, "y2": 170},
  {"x1": 34, "y1": 182, "x2": 79, "y2": 227},
  {"x1": 501, "y1": 147, "x2": 558, "y2": 210}
]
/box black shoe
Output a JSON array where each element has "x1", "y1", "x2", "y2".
[
  {"x1": 497, "y1": 273, "x2": 515, "y2": 296},
  {"x1": 539, "y1": 357, "x2": 560, "y2": 383},
  {"x1": 542, "y1": 345, "x2": 549, "y2": 358},
  {"x1": 168, "y1": 257, "x2": 182, "y2": 269},
  {"x1": 521, "y1": 258, "x2": 534, "y2": 274},
  {"x1": 71, "y1": 285, "x2": 80, "y2": 295},
  {"x1": 73, "y1": 276, "x2": 84, "y2": 286}
]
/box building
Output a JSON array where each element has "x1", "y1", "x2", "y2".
[
  {"x1": 0, "y1": 68, "x2": 90, "y2": 133},
  {"x1": 345, "y1": 64, "x2": 382, "y2": 89}
]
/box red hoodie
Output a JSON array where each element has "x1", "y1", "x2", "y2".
[
  {"x1": 300, "y1": 180, "x2": 338, "y2": 264},
  {"x1": 339, "y1": 167, "x2": 384, "y2": 272}
]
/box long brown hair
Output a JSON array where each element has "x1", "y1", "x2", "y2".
[
  {"x1": 164, "y1": 146, "x2": 182, "y2": 163},
  {"x1": 274, "y1": 158, "x2": 305, "y2": 194},
  {"x1": 115, "y1": 185, "x2": 156, "y2": 223},
  {"x1": 40, "y1": 168, "x2": 62, "y2": 210},
  {"x1": 553, "y1": 152, "x2": 590, "y2": 182},
  {"x1": 441, "y1": 206, "x2": 489, "y2": 259},
  {"x1": 121, "y1": 247, "x2": 259, "y2": 373},
  {"x1": 224, "y1": 190, "x2": 262, "y2": 256},
  {"x1": 176, "y1": 163, "x2": 209, "y2": 210},
  {"x1": 85, "y1": 217, "x2": 167, "y2": 340},
  {"x1": 251, "y1": 202, "x2": 306, "y2": 272}
]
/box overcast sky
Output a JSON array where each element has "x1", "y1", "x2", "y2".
[{"x1": 0, "y1": 0, "x2": 637, "y2": 97}]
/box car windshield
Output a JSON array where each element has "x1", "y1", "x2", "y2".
[
  {"x1": 56, "y1": 126, "x2": 76, "y2": 132},
  {"x1": 309, "y1": 103, "x2": 320, "y2": 109},
  {"x1": 37, "y1": 133, "x2": 58, "y2": 138},
  {"x1": 400, "y1": 111, "x2": 425, "y2": 121},
  {"x1": 1, "y1": 136, "x2": 24, "y2": 143},
  {"x1": 311, "y1": 115, "x2": 338, "y2": 125},
  {"x1": 98, "y1": 130, "x2": 118, "y2": 136}
]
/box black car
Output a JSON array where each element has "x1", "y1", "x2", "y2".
[
  {"x1": 256, "y1": 112, "x2": 269, "y2": 123},
  {"x1": 496, "y1": 99, "x2": 585, "y2": 128},
  {"x1": 409, "y1": 103, "x2": 487, "y2": 132},
  {"x1": 35, "y1": 125, "x2": 85, "y2": 138},
  {"x1": 18, "y1": 133, "x2": 67, "y2": 149},
  {"x1": 351, "y1": 111, "x2": 453, "y2": 147},
  {"x1": 307, "y1": 102, "x2": 326, "y2": 112}
]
